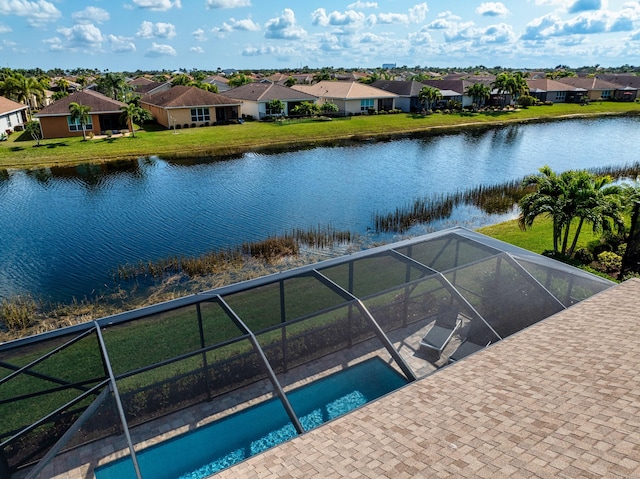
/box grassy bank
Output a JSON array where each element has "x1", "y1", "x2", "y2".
[{"x1": 2, "y1": 102, "x2": 640, "y2": 169}]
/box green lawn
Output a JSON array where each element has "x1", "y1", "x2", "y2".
[{"x1": 2, "y1": 102, "x2": 639, "y2": 169}]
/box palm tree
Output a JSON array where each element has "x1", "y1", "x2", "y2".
[
  {"x1": 228, "y1": 73, "x2": 251, "y2": 87},
  {"x1": 519, "y1": 166, "x2": 625, "y2": 256},
  {"x1": 68, "y1": 102, "x2": 92, "y2": 140},
  {"x1": 465, "y1": 83, "x2": 491, "y2": 110},
  {"x1": 267, "y1": 99, "x2": 285, "y2": 118},
  {"x1": 97, "y1": 72, "x2": 128, "y2": 101},
  {"x1": 55, "y1": 77, "x2": 70, "y2": 93},
  {"x1": 491, "y1": 72, "x2": 511, "y2": 107},
  {"x1": 119, "y1": 103, "x2": 153, "y2": 137},
  {"x1": 519, "y1": 166, "x2": 569, "y2": 254},
  {"x1": 418, "y1": 86, "x2": 442, "y2": 112},
  {"x1": 507, "y1": 72, "x2": 529, "y2": 103},
  {"x1": 566, "y1": 174, "x2": 625, "y2": 256},
  {"x1": 14, "y1": 75, "x2": 45, "y2": 118},
  {"x1": 284, "y1": 76, "x2": 297, "y2": 87}
]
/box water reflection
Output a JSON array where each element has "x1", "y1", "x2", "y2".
[{"x1": 0, "y1": 116, "x2": 639, "y2": 302}]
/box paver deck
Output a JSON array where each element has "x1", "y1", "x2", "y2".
[{"x1": 216, "y1": 278, "x2": 640, "y2": 478}]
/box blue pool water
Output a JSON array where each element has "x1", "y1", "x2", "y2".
[{"x1": 94, "y1": 358, "x2": 408, "y2": 479}]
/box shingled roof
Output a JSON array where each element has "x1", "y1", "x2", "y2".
[
  {"x1": 291, "y1": 81, "x2": 398, "y2": 100},
  {"x1": 0, "y1": 96, "x2": 28, "y2": 115},
  {"x1": 141, "y1": 85, "x2": 241, "y2": 107},
  {"x1": 35, "y1": 90, "x2": 126, "y2": 116},
  {"x1": 225, "y1": 82, "x2": 317, "y2": 102}
]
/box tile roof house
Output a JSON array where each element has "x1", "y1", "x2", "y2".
[
  {"x1": 225, "y1": 82, "x2": 317, "y2": 119},
  {"x1": 422, "y1": 79, "x2": 495, "y2": 108},
  {"x1": 526, "y1": 78, "x2": 587, "y2": 103},
  {"x1": 291, "y1": 81, "x2": 398, "y2": 115},
  {"x1": 128, "y1": 77, "x2": 171, "y2": 96},
  {"x1": 34, "y1": 90, "x2": 127, "y2": 139},
  {"x1": 556, "y1": 77, "x2": 637, "y2": 101},
  {"x1": 370, "y1": 80, "x2": 428, "y2": 112},
  {"x1": 140, "y1": 85, "x2": 242, "y2": 129},
  {"x1": 0, "y1": 96, "x2": 28, "y2": 135}
]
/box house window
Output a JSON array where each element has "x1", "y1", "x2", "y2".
[
  {"x1": 191, "y1": 108, "x2": 210, "y2": 122},
  {"x1": 555, "y1": 91, "x2": 566, "y2": 101},
  {"x1": 67, "y1": 116, "x2": 93, "y2": 132},
  {"x1": 360, "y1": 99, "x2": 374, "y2": 111},
  {"x1": 601, "y1": 90, "x2": 612, "y2": 99}
]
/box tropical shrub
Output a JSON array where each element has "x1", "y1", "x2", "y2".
[
  {"x1": 597, "y1": 251, "x2": 622, "y2": 273},
  {"x1": 517, "y1": 95, "x2": 538, "y2": 107}
]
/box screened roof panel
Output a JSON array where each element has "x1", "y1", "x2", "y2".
[
  {"x1": 317, "y1": 251, "x2": 433, "y2": 297},
  {"x1": 444, "y1": 253, "x2": 566, "y2": 338},
  {"x1": 395, "y1": 232, "x2": 501, "y2": 272}
]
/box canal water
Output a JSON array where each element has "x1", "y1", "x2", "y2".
[{"x1": 1, "y1": 116, "x2": 639, "y2": 302}]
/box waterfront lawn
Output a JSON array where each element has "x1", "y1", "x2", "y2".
[{"x1": 1, "y1": 101, "x2": 639, "y2": 169}]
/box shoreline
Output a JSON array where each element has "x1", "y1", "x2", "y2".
[{"x1": 2, "y1": 107, "x2": 639, "y2": 170}]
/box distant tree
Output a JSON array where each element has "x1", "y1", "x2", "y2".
[
  {"x1": 228, "y1": 73, "x2": 252, "y2": 87},
  {"x1": 119, "y1": 103, "x2": 153, "y2": 137},
  {"x1": 55, "y1": 77, "x2": 70, "y2": 93},
  {"x1": 465, "y1": 83, "x2": 491, "y2": 110},
  {"x1": 96, "y1": 72, "x2": 128, "y2": 100},
  {"x1": 171, "y1": 73, "x2": 192, "y2": 86},
  {"x1": 68, "y1": 102, "x2": 92, "y2": 140},
  {"x1": 14, "y1": 75, "x2": 45, "y2": 117},
  {"x1": 24, "y1": 120, "x2": 43, "y2": 146},
  {"x1": 76, "y1": 75, "x2": 88, "y2": 90},
  {"x1": 312, "y1": 69, "x2": 332, "y2": 83},
  {"x1": 418, "y1": 85, "x2": 442, "y2": 111},
  {"x1": 284, "y1": 76, "x2": 297, "y2": 87},
  {"x1": 267, "y1": 99, "x2": 285, "y2": 117},
  {"x1": 52, "y1": 90, "x2": 69, "y2": 101}
]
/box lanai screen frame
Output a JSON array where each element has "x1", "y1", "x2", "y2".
[{"x1": 0, "y1": 227, "x2": 614, "y2": 479}]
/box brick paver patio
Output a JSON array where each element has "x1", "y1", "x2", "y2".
[{"x1": 216, "y1": 278, "x2": 640, "y2": 478}]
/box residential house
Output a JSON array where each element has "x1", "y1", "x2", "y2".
[
  {"x1": 225, "y1": 82, "x2": 317, "y2": 119},
  {"x1": 526, "y1": 78, "x2": 587, "y2": 103},
  {"x1": 140, "y1": 85, "x2": 242, "y2": 129},
  {"x1": 555, "y1": 77, "x2": 636, "y2": 101},
  {"x1": 0, "y1": 96, "x2": 28, "y2": 134},
  {"x1": 421, "y1": 79, "x2": 493, "y2": 108},
  {"x1": 265, "y1": 73, "x2": 313, "y2": 86},
  {"x1": 128, "y1": 77, "x2": 171, "y2": 96},
  {"x1": 595, "y1": 74, "x2": 640, "y2": 101},
  {"x1": 369, "y1": 80, "x2": 426, "y2": 112},
  {"x1": 291, "y1": 81, "x2": 398, "y2": 115},
  {"x1": 34, "y1": 90, "x2": 127, "y2": 139},
  {"x1": 203, "y1": 75, "x2": 231, "y2": 93}
]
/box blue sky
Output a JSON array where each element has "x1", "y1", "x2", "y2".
[{"x1": 1, "y1": 0, "x2": 640, "y2": 72}]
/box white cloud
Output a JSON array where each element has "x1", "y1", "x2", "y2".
[
  {"x1": 206, "y1": 0, "x2": 251, "y2": 8},
  {"x1": 145, "y1": 42, "x2": 176, "y2": 56},
  {"x1": 192, "y1": 28, "x2": 206, "y2": 41},
  {"x1": 0, "y1": 22, "x2": 11, "y2": 33},
  {"x1": 476, "y1": 3, "x2": 510, "y2": 17},
  {"x1": 347, "y1": 1, "x2": 378, "y2": 8},
  {"x1": 408, "y1": 27, "x2": 433, "y2": 45},
  {"x1": 312, "y1": 8, "x2": 366, "y2": 27},
  {"x1": 137, "y1": 21, "x2": 177, "y2": 38},
  {"x1": 107, "y1": 34, "x2": 136, "y2": 53},
  {"x1": 72, "y1": 7, "x2": 110, "y2": 24},
  {"x1": 409, "y1": 3, "x2": 428, "y2": 23},
  {"x1": 0, "y1": 0, "x2": 61, "y2": 27},
  {"x1": 376, "y1": 12, "x2": 409, "y2": 24},
  {"x1": 131, "y1": 0, "x2": 181, "y2": 11},
  {"x1": 226, "y1": 17, "x2": 260, "y2": 31},
  {"x1": 57, "y1": 23, "x2": 103, "y2": 46},
  {"x1": 190, "y1": 46, "x2": 204, "y2": 53},
  {"x1": 265, "y1": 8, "x2": 306, "y2": 39}
]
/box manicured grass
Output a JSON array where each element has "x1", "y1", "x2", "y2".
[
  {"x1": 477, "y1": 216, "x2": 618, "y2": 254},
  {"x1": 1, "y1": 102, "x2": 639, "y2": 169}
]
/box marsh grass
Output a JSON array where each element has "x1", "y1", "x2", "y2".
[
  {"x1": 0, "y1": 295, "x2": 38, "y2": 331},
  {"x1": 373, "y1": 162, "x2": 640, "y2": 234}
]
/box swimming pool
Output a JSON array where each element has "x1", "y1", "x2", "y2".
[{"x1": 94, "y1": 357, "x2": 408, "y2": 479}]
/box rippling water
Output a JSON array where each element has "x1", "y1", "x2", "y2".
[{"x1": 1, "y1": 117, "x2": 639, "y2": 302}]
